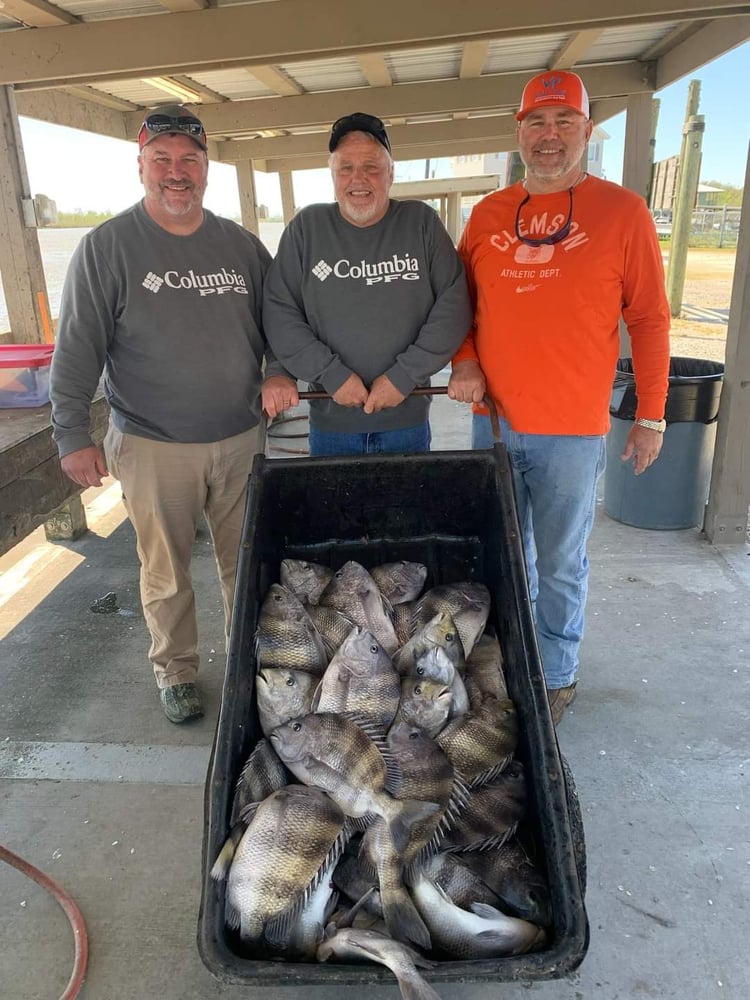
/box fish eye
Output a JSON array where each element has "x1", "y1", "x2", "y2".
[
  {"x1": 446, "y1": 632, "x2": 455, "y2": 641},
  {"x1": 414, "y1": 684, "x2": 422, "y2": 694},
  {"x1": 292, "y1": 722, "x2": 302, "y2": 732},
  {"x1": 273, "y1": 593, "x2": 282, "y2": 603},
  {"x1": 370, "y1": 643, "x2": 379, "y2": 653},
  {"x1": 409, "y1": 731, "x2": 419, "y2": 740},
  {"x1": 285, "y1": 676, "x2": 295, "y2": 686},
  {"x1": 416, "y1": 666, "x2": 425, "y2": 675}
]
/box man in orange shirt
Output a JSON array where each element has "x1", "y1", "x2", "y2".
[{"x1": 448, "y1": 71, "x2": 670, "y2": 724}]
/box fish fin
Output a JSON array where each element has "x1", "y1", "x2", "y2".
[
  {"x1": 336, "y1": 887, "x2": 376, "y2": 928},
  {"x1": 388, "y1": 800, "x2": 441, "y2": 855},
  {"x1": 224, "y1": 898, "x2": 242, "y2": 931},
  {"x1": 237, "y1": 800, "x2": 262, "y2": 825},
  {"x1": 380, "y1": 592, "x2": 395, "y2": 622},
  {"x1": 469, "y1": 756, "x2": 514, "y2": 788},
  {"x1": 398, "y1": 975, "x2": 443, "y2": 1000},
  {"x1": 382, "y1": 886, "x2": 433, "y2": 951},
  {"x1": 470, "y1": 901, "x2": 512, "y2": 919},
  {"x1": 209, "y1": 821, "x2": 247, "y2": 881},
  {"x1": 310, "y1": 678, "x2": 323, "y2": 712}
]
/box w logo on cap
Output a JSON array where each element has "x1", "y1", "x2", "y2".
[{"x1": 542, "y1": 75, "x2": 563, "y2": 92}]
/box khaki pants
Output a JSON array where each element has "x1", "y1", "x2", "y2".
[{"x1": 104, "y1": 422, "x2": 260, "y2": 688}]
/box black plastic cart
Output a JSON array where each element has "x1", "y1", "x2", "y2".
[{"x1": 198, "y1": 443, "x2": 588, "y2": 986}]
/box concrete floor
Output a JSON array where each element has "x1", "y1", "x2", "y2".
[{"x1": 1, "y1": 387, "x2": 749, "y2": 1000}]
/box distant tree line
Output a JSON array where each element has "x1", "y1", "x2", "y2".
[
  {"x1": 703, "y1": 181, "x2": 743, "y2": 207},
  {"x1": 52, "y1": 209, "x2": 116, "y2": 228}
]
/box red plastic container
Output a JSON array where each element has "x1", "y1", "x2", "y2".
[{"x1": 0, "y1": 344, "x2": 55, "y2": 407}]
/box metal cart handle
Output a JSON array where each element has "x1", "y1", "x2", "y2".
[{"x1": 297, "y1": 385, "x2": 502, "y2": 443}]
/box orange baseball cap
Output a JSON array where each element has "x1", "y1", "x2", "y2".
[{"x1": 516, "y1": 71, "x2": 590, "y2": 121}]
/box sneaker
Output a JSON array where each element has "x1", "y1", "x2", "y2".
[
  {"x1": 160, "y1": 682, "x2": 204, "y2": 724},
  {"x1": 547, "y1": 683, "x2": 577, "y2": 726}
]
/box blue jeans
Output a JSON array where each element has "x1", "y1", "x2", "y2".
[
  {"x1": 473, "y1": 414, "x2": 605, "y2": 690},
  {"x1": 308, "y1": 422, "x2": 431, "y2": 456}
]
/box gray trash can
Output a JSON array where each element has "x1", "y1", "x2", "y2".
[{"x1": 604, "y1": 357, "x2": 724, "y2": 529}]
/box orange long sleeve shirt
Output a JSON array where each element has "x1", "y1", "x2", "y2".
[{"x1": 455, "y1": 175, "x2": 671, "y2": 435}]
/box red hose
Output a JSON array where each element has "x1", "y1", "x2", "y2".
[{"x1": 0, "y1": 843, "x2": 89, "y2": 1000}]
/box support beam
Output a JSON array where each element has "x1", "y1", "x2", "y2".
[
  {"x1": 549, "y1": 28, "x2": 602, "y2": 68},
  {"x1": 358, "y1": 54, "x2": 393, "y2": 88},
  {"x1": 445, "y1": 192, "x2": 462, "y2": 244},
  {"x1": 0, "y1": 86, "x2": 51, "y2": 344},
  {"x1": 0, "y1": 0, "x2": 78, "y2": 27},
  {"x1": 703, "y1": 141, "x2": 750, "y2": 544},
  {"x1": 235, "y1": 160, "x2": 259, "y2": 236},
  {"x1": 621, "y1": 92, "x2": 655, "y2": 200},
  {"x1": 279, "y1": 171, "x2": 296, "y2": 224},
  {"x1": 249, "y1": 66, "x2": 305, "y2": 96},
  {"x1": 657, "y1": 14, "x2": 750, "y2": 89},
  {"x1": 0, "y1": 0, "x2": 726, "y2": 88}
]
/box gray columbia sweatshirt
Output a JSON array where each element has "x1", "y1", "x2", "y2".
[
  {"x1": 262, "y1": 200, "x2": 473, "y2": 432},
  {"x1": 50, "y1": 201, "x2": 282, "y2": 458}
]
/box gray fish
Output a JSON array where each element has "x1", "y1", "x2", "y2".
[
  {"x1": 306, "y1": 603, "x2": 356, "y2": 658},
  {"x1": 464, "y1": 633, "x2": 508, "y2": 708},
  {"x1": 312, "y1": 626, "x2": 401, "y2": 728},
  {"x1": 393, "y1": 612, "x2": 465, "y2": 677},
  {"x1": 436, "y1": 697, "x2": 518, "y2": 786},
  {"x1": 456, "y1": 838, "x2": 552, "y2": 928},
  {"x1": 270, "y1": 712, "x2": 438, "y2": 854},
  {"x1": 230, "y1": 737, "x2": 292, "y2": 825},
  {"x1": 370, "y1": 561, "x2": 428, "y2": 605},
  {"x1": 319, "y1": 562, "x2": 399, "y2": 654},
  {"x1": 391, "y1": 677, "x2": 453, "y2": 738},
  {"x1": 416, "y1": 850, "x2": 507, "y2": 911},
  {"x1": 332, "y1": 851, "x2": 383, "y2": 919},
  {"x1": 317, "y1": 925, "x2": 441, "y2": 1000},
  {"x1": 275, "y1": 850, "x2": 340, "y2": 959},
  {"x1": 410, "y1": 872, "x2": 545, "y2": 959},
  {"x1": 413, "y1": 647, "x2": 470, "y2": 720},
  {"x1": 360, "y1": 724, "x2": 461, "y2": 950},
  {"x1": 256, "y1": 583, "x2": 327, "y2": 673},
  {"x1": 216, "y1": 784, "x2": 350, "y2": 948},
  {"x1": 440, "y1": 760, "x2": 527, "y2": 851},
  {"x1": 393, "y1": 600, "x2": 418, "y2": 647},
  {"x1": 414, "y1": 583, "x2": 491, "y2": 658},
  {"x1": 279, "y1": 558, "x2": 333, "y2": 605},
  {"x1": 255, "y1": 667, "x2": 319, "y2": 737}
]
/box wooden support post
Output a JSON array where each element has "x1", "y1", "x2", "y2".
[
  {"x1": 666, "y1": 81, "x2": 704, "y2": 318},
  {"x1": 279, "y1": 171, "x2": 295, "y2": 224},
  {"x1": 0, "y1": 85, "x2": 51, "y2": 344},
  {"x1": 235, "y1": 160, "x2": 260, "y2": 236},
  {"x1": 446, "y1": 191, "x2": 461, "y2": 244}
]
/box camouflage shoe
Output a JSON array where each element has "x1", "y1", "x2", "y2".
[
  {"x1": 160, "y1": 682, "x2": 204, "y2": 724},
  {"x1": 547, "y1": 683, "x2": 577, "y2": 726}
]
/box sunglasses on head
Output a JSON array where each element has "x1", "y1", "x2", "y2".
[
  {"x1": 514, "y1": 186, "x2": 574, "y2": 247},
  {"x1": 139, "y1": 113, "x2": 206, "y2": 145}
]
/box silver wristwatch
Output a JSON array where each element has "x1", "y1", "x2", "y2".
[{"x1": 636, "y1": 417, "x2": 667, "y2": 433}]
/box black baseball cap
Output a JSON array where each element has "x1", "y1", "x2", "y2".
[{"x1": 329, "y1": 112, "x2": 391, "y2": 153}]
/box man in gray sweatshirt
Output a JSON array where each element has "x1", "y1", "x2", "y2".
[
  {"x1": 263, "y1": 112, "x2": 472, "y2": 455},
  {"x1": 49, "y1": 105, "x2": 297, "y2": 724}
]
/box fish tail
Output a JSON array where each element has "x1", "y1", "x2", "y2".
[
  {"x1": 209, "y1": 821, "x2": 246, "y2": 881},
  {"x1": 397, "y1": 972, "x2": 443, "y2": 1000},
  {"x1": 385, "y1": 798, "x2": 441, "y2": 854},
  {"x1": 382, "y1": 885, "x2": 432, "y2": 952}
]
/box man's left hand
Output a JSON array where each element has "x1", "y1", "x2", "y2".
[
  {"x1": 621, "y1": 424, "x2": 664, "y2": 475},
  {"x1": 262, "y1": 375, "x2": 299, "y2": 420},
  {"x1": 364, "y1": 374, "x2": 406, "y2": 414}
]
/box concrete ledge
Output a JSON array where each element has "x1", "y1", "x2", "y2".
[{"x1": 0, "y1": 395, "x2": 109, "y2": 556}]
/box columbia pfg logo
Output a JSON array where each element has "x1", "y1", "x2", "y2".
[
  {"x1": 312, "y1": 260, "x2": 333, "y2": 282},
  {"x1": 143, "y1": 272, "x2": 163, "y2": 293}
]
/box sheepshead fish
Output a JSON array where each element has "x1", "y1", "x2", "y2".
[
  {"x1": 256, "y1": 584, "x2": 327, "y2": 673},
  {"x1": 279, "y1": 558, "x2": 333, "y2": 606},
  {"x1": 332, "y1": 850, "x2": 383, "y2": 919},
  {"x1": 317, "y1": 925, "x2": 441, "y2": 1000},
  {"x1": 360, "y1": 724, "x2": 463, "y2": 950},
  {"x1": 230, "y1": 737, "x2": 292, "y2": 825},
  {"x1": 391, "y1": 677, "x2": 453, "y2": 738},
  {"x1": 270, "y1": 712, "x2": 438, "y2": 854},
  {"x1": 392, "y1": 600, "x2": 418, "y2": 647},
  {"x1": 370, "y1": 561, "x2": 428, "y2": 605},
  {"x1": 464, "y1": 633, "x2": 508, "y2": 708},
  {"x1": 436, "y1": 697, "x2": 518, "y2": 785},
  {"x1": 319, "y1": 562, "x2": 398, "y2": 654},
  {"x1": 414, "y1": 647, "x2": 470, "y2": 719},
  {"x1": 414, "y1": 583, "x2": 491, "y2": 658},
  {"x1": 416, "y1": 850, "x2": 507, "y2": 911},
  {"x1": 393, "y1": 611, "x2": 465, "y2": 677},
  {"x1": 213, "y1": 784, "x2": 350, "y2": 949},
  {"x1": 456, "y1": 838, "x2": 552, "y2": 928},
  {"x1": 410, "y1": 872, "x2": 545, "y2": 959},
  {"x1": 312, "y1": 626, "x2": 401, "y2": 728},
  {"x1": 440, "y1": 760, "x2": 527, "y2": 851},
  {"x1": 255, "y1": 667, "x2": 319, "y2": 737},
  {"x1": 306, "y1": 603, "x2": 356, "y2": 658}
]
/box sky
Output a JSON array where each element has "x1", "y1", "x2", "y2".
[{"x1": 18, "y1": 38, "x2": 750, "y2": 220}]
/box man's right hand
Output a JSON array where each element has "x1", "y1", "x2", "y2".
[
  {"x1": 61, "y1": 446, "x2": 109, "y2": 488},
  {"x1": 332, "y1": 373, "x2": 369, "y2": 408},
  {"x1": 448, "y1": 359, "x2": 487, "y2": 403}
]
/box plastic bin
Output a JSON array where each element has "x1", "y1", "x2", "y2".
[
  {"x1": 604, "y1": 357, "x2": 724, "y2": 529},
  {"x1": 0, "y1": 344, "x2": 54, "y2": 408},
  {"x1": 198, "y1": 448, "x2": 589, "y2": 987}
]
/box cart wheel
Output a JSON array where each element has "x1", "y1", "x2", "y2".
[{"x1": 560, "y1": 753, "x2": 587, "y2": 897}]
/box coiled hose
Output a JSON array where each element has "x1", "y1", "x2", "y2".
[{"x1": 0, "y1": 843, "x2": 89, "y2": 1000}]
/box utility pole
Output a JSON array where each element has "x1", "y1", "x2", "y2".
[{"x1": 666, "y1": 80, "x2": 705, "y2": 317}]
